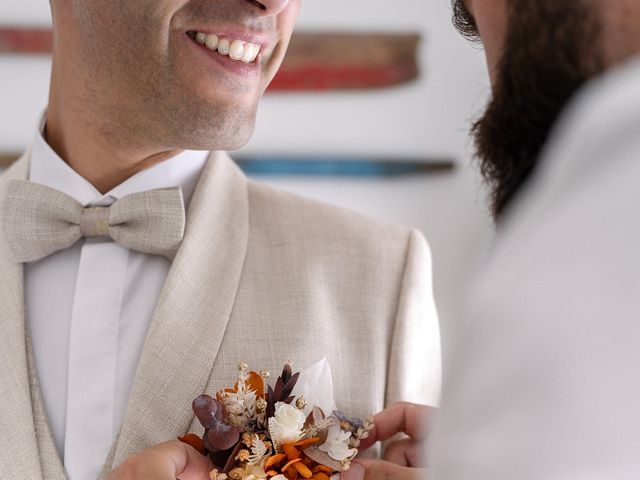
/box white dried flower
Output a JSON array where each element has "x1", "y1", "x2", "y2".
[
  {"x1": 319, "y1": 425, "x2": 358, "y2": 462},
  {"x1": 269, "y1": 402, "x2": 306, "y2": 445},
  {"x1": 248, "y1": 435, "x2": 270, "y2": 465},
  {"x1": 219, "y1": 387, "x2": 259, "y2": 429},
  {"x1": 244, "y1": 462, "x2": 269, "y2": 480}
]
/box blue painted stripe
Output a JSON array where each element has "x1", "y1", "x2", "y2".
[{"x1": 234, "y1": 157, "x2": 455, "y2": 177}]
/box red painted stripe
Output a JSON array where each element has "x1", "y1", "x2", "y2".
[
  {"x1": 0, "y1": 28, "x2": 419, "y2": 91},
  {"x1": 0, "y1": 28, "x2": 52, "y2": 54},
  {"x1": 269, "y1": 65, "x2": 418, "y2": 91}
]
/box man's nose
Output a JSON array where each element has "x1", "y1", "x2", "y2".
[{"x1": 247, "y1": 0, "x2": 291, "y2": 15}]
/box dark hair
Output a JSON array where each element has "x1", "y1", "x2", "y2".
[
  {"x1": 452, "y1": 0, "x2": 480, "y2": 41},
  {"x1": 468, "y1": 0, "x2": 603, "y2": 218}
]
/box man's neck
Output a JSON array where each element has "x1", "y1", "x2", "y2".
[{"x1": 45, "y1": 98, "x2": 182, "y2": 194}]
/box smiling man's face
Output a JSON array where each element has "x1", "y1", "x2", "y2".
[{"x1": 54, "y1": 0, "x2": 300, "y2": 151}]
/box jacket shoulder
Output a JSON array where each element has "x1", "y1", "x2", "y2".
[{"x1": 246, "y1": 180, "x2": 417, "y2": 259}]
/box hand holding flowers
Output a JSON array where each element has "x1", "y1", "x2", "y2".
[
  {"x1": 181, "y1": 360, "x2": 373, "y2": 480},
  {"x1": 108, "y1": 367, "x2": 432, "y2": 480},
  {"x1": 107, "y1": 440, "x2": 213, "y2": 480},
  {"x1": 341, "y1": 402, "x2": 433, "y2": 480}
]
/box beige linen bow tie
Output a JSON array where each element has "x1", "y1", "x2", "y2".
[{"x1": 0, "y1": 180, "x2": 186, "y2": 263}]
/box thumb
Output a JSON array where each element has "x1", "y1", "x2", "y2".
[{"x1": 341, "y1": 458, "x2": 427, "y2": 480}]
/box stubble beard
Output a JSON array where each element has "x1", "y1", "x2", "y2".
[{"x1": 105, "y1": 45, "x2": 261, "y2": 154}]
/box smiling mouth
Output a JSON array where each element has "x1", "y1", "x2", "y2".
[{"x1": 187, "y1": 31, "x2": 261, "y2": 64}]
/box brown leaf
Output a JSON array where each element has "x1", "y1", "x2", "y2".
[
  {"x1": 281, "y1": 364, "x2": 293, "y2": 385},
  {"x1": 177, "y1": 434, "x2": 207, "y2": 455},
  {"x1": 223, "y1": 441, "x2": 243, "y2": 473},
  {"x1": 282, "y1": 372, "x2": 300, "y2": 399}
]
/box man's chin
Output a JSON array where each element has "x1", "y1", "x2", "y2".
[
  {"x1": 172, "y1": 123, "x2": 256, "y2": 152},
  {"x1": 210, "y1": 129, "x2": 255, "y2": 152}
]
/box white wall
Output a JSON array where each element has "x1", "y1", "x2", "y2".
[{"x1": 0, "y1": 0, "x2": 494, "y2": 338}]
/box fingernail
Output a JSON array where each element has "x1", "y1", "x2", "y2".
[{"x1": 341, "y1": 461, "x2": 365, "y2": 480}]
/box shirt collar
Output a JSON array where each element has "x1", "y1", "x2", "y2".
[{"x1": 29, "y1": 116, "x2": 209, "y2": 208}]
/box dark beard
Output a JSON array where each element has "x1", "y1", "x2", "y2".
[{"x1": 468, "y1": 1, "x2": 604, "y2": 219}]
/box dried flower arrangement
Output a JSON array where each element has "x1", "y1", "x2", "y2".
[{"x1": 179, "y1": 360, "x2": 373, "y2": 480}]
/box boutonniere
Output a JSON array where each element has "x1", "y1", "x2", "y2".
[{"x1": 179, "y1": 359, "x2": 373, "y2": 480}]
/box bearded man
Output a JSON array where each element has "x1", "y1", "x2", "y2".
[
  {"x1": 0, "y1": 1, "x2": 441, "y2": 479},
  {"x1": 341, "y1": 0, "x2": 640, "y2": 478}
]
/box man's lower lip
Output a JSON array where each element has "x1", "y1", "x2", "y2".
[{"x1": 186, "y1": 35, "x2": 260, "y2": 78}]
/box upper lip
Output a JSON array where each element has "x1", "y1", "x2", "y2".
[{"x1": 188, "y1": 27, "x2": 272, "y2": 49}]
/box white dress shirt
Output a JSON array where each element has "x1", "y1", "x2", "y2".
[
  {"x1": 25, "y1": 122, "x2": 208, "y2": 480},
  {"x1": 430, "y1": 57, "x2": 640, "y2": 478}
]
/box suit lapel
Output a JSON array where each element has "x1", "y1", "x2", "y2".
[
  {"x1": 110, "y1": 152, "x2": 250, "y2": 468},
  {"x1": 0, "y1": 153, "x2": 45, "y2": 479},
  {"x1": 26, "y1": 332, "x2": 68, "y2": 479}
]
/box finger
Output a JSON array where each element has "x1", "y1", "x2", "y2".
[
  {"x1": 382, "y1": 438, "x2": 426, "y2": 468},
  {"x1": 144, "y1": 440, "x2": 205, "y2": 479},
  {"x1": 359, "y1": 402, "x2": 434, "y2": 451},
  {"x1": 341, "y1": 458, "x2": 427, "y2": 480},
  {"x1": 169, "y1": 441, "x2": 213, "y2": 480},
  {"x1": 110, "y1": 440, "x2": 212, "y2": 480},
  {"x1": 341, "y1": 461, "x2": 366, "y2": 480}
]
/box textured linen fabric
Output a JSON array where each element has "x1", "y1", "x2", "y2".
[
  {"x1": 17, "y1": 128, "x2": 208, "y2": 480},
  {"x1": 0, "y1": 147, "x2": 440, "y2": 480},
  {"x1": 0, "y1": 155, "x2": 40, "y2": 479},
  {"x1": 430, "y1": 57, "x2": 640, "y2": 479},
  {"x1": 1, "y1": 181, "x2": 186, "y2": 262}
]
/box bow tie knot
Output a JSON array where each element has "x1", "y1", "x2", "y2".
[
  {"x1": 80, "y1": 207, "x2": 110, "y2": 237},
  {"x1": 0, "y1": 180, "x2": 186, "y2": 263}
]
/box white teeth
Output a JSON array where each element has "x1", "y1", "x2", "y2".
[
  {"x1": 205, "y1": 34, "x2": 219, "y2": 51},
  {"x1": 192, "y1": 31, "x2": 261, "y2": 64},
  {"x1": 217, "y1": 38, "x2": 230, "y2": 55},
  {"x1": 242, "y1": 44, "x2": 256, "y2": 63},
  {"x1": 229, "y1": 40, "x2": 244, "y2": 60}
]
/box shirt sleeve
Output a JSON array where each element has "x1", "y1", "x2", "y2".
[{"x1": 430, "y1": 64, "x2": 640, "y2": 479}]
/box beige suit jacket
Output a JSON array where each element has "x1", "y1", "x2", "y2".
[{"x1": 0, "y1": 150, "x2": 440, "y2": 479}]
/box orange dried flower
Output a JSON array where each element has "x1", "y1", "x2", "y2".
[
  {"x1": 225, "y1": 371, "x2": 265, "y2": 397},
  {"x1": 265, "y1": 453, "x2": 287, "y2": 470},
  {"x1": 263, "y1": 443, "x2": 330, "y2": 480}
]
